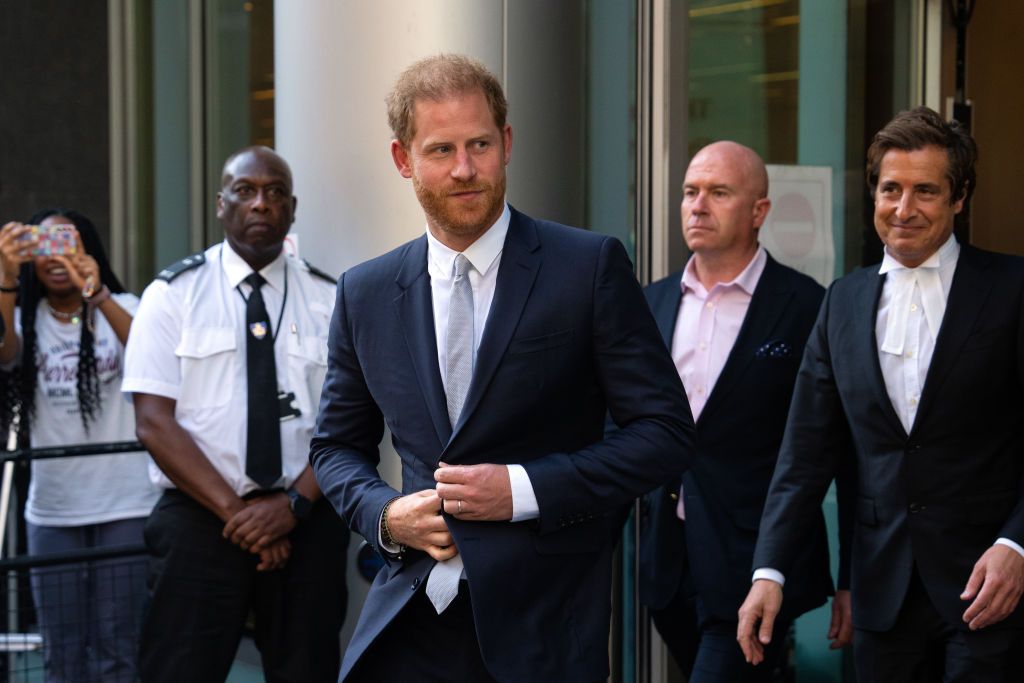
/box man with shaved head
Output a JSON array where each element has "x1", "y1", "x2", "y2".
[
  {"x1": 639, "y1": 141, "x2": 849, "y2": 681},
  {"x1": 123, "y1": 146, "x2": 349, "y2": 682}
]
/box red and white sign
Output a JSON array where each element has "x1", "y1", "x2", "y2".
[{"x1": 761, "y1": 165, "x2": 834, "y2": 286}]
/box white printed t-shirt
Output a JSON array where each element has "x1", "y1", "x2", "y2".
[{"x1": 16, "y1": 293, "x2": 159, "y2": 526}]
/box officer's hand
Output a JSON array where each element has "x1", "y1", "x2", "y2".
[
  {"x1": 223, "y1": 493, "x2": 296, "y2": 552},
  {"x1": 737, "y1": 579, "x2": 783, "y2": 665},
  {"x1": 961, "y1": 544, "x2": 1024, "y2": 630},
  {"x1": 255, "y1": 537, "x2": 291, "y2": 572},
  {"x1": 434, "y1": 462, "x2": 512, "y2": 521},
  {"x1": 385, "y1": 489, "x2": 457, "y2": 561}
]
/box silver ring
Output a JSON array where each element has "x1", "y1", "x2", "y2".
[{"x1": 457, "y1": 500, "x2": 463, "y2": 514}]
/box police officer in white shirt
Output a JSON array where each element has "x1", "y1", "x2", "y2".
[{"x1": 122, "y1": 146, "x2": 349, "y2": 683}]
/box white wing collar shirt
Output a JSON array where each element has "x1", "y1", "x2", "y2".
[
  {"x1": 876, "y1": 233, "x2": 958, "y2": 434},
  {"x1": 122, "y1": 240, "x2": 335, "y2": 496},
  {"x1": 755, "y1": 233, "x2": 1021, "y2": 587},
  {"x1": 876, "y1": 233, "x2": 1024, "y2": 559}
]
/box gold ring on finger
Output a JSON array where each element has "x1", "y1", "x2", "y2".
[{"x1": 457, "y1": 500, "x2": 463, "y2": 515}]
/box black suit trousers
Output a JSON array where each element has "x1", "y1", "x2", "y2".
[
  {"x1": 138, "y1": 490, "x2": 349, "y2": 683},
  {"x1": 348, "y1": 582, "x2": 496, "y2": 683},
  {"x1": 853, "y1": 567, "x2": 1023, "y2": 683},
  {"x1": 652, "y1": 583, "x2": 793, "y2": 683}
]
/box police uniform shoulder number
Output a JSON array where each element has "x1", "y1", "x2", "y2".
[
  {"x1": 301, "y1": 258, "x2": 336, "y2": 284},
  {"x1": 155, "y1": 252, "x2": 206, "y2": 283}
]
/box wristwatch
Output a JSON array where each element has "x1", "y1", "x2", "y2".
[{"x1": 286, "y1": 489, "x2": 313, "y2": 520}]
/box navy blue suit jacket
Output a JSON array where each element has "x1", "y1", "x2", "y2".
[
  {"x1": 638, "y1": 254, "x2": 838, "y2": 623},
  {"x1": 311, "y1": 207, "x2": 695, "y2": 682},
  {"x1": 754, "y1": 245, "x2": 1024, "y2": 632}
]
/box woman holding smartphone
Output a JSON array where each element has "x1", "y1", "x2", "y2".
[{"x1": 0, "y1": 209, "x2": 157, "y2": 683}]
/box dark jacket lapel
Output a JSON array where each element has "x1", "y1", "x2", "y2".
[
  {"x1": 860, "y1": 267, "x2": 908, "y2": 439},
  {"x1": 913, "y1": 245, "x2": 994, "y2": 432},
  {"x1": 699, "y1": 254, "x2": 792, "y2": 425},
  {"x1": 449, "y1": 208, "x2": 541, "y2": 441},
  {"x1": 393, "y1": 236, "x2": 451, "y2": 447},
  {"x1": 650, "y1": 278, "x2": 682, "y2": 348}
]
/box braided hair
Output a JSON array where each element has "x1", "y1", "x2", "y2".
[{"x1": 1, "y1": 209, "x2": 126, "y2": 439}]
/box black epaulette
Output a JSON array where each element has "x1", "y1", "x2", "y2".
[
  {"x1": 156, "y1": 253, "x2": 206, "y2": 282},
  {"x1": 302, "y1": 258, "x2": 337, "y2": 284}
]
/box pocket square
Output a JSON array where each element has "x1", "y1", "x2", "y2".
[{"x1": 755, "y1": 340, "x2": 792, "y2": 359}]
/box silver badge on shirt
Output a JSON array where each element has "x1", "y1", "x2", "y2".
[{"x1": 249, "y1": 321, "x2": 268, "y2": 339}]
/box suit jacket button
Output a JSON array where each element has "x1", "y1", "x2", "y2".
[
  {"x1": 909, "y1": 503, "x2": 925, "y2": 513},
  {"x1": 669, "y1": 492, "x2": 679, "y2": 501},
  {"x1": 412, "y1": 577, "x2": 420, "y2": 590}
]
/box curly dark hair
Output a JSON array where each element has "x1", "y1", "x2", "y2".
[{"x1": 1, "y1": 209, "x2": 126, "y2": 440}]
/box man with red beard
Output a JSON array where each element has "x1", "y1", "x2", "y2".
[{"x1": 310, "y1": 54, "x2": 694, "y2": 682}]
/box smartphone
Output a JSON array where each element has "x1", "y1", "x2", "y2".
[{"x1": 19, "y1": 224, "x2": 78, "y2": 256}]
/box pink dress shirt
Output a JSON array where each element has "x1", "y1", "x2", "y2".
[{"x1": 672, "y1": 247, "x2": 767, "y2": 518}]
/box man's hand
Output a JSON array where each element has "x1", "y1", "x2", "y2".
[
  {"x1": 256, "y1": 537, "x2": 291, "y2": 572},
  {"x1": 737, "y1": 579, "x2": 784, "y2": 665},
  {"x1": 434, "y1": 462, "x2": 512, "y2": 521},
  {"x1": 961, "y1": 544, "x2": 1024, "y2": 630},
  {"x1": 828, "y1": 589, "x2": 853, "y2": 650},
  {"x1": 386, "y1": 489, "x2": 457, "y2": 561},
  {"x1": 222, "y1": 493, "x2": 296, "y2": 552}
]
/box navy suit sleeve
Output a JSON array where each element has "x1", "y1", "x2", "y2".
[
  {"x1": 309, "y1": 272, "x2": 396, "y2": 551},
  {"x1": 753, "y1": 283, "x2": 851, "y2": 575},
  {"x1": 522, "y1": 237, "x2": 695, "y2": 534}
]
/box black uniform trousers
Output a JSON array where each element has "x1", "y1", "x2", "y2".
[{"x1": 138, "y1": 489, "x2": 349, "y2": 683}]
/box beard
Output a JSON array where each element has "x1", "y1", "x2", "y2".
[{"x1": 413, "y1": 171, "x2": 506, "y2": 243}]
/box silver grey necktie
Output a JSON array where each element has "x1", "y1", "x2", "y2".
[
  {"x1": 426, "y1": 253, "x2": 473, "y2": 613},
  {"x1": 445, "y1": 253, "x2": 474, "y2": 427}
]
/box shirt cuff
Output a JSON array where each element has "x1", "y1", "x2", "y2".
[
  {"x1": 995, "y1": 537, "x2": 1024, "y2": 559},
  {"x1": 752, "y1": 568, "x2": 786, "y2": 587},
  {"x1": 508, "y1": 464, "x2": 539, "y2": 522}
]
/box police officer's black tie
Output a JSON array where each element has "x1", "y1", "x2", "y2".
[{"x1": 244, "y1": 272, "x2": 281, "y2": 488}]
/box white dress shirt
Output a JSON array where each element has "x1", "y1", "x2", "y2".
[
  {"x1": 876, "y1": 234, "x2": 958, "y2": 434},
  {"x1": 425, "y1": 204, "x2": 538, "y2": 521},
  {"x1": 754, "y1": 234, "x2": 1022, "y2": 587},
  {"x1": 122, "y1": 241, "x2": 336, "y2": 496}
]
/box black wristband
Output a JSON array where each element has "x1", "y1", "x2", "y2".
[
  {"x1": 286, "y1": 488, "x2": 313, "y2": 520},
  {"x1": 0, "y1": 282, "x2": 19, "y2": 293}
]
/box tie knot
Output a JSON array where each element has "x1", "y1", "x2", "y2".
[
  {"x1": 245, "y1": 272, "x2": 267, "y2": 290},
  {"x1": 453, "y1": 254, "x2": 471, "y2": 279}
]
